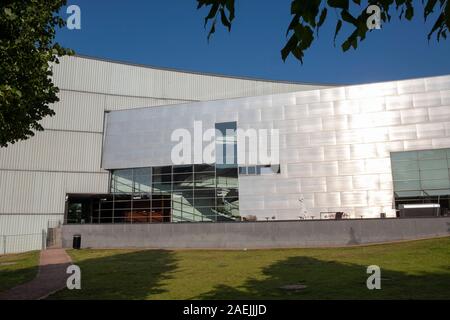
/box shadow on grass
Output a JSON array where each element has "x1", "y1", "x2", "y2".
[
  {"x1": 196, "y1": 255, "x2": 450, "y2": 300},
  {"x1": 49, "y1": 249, "x2": 178, "y2": 300}
]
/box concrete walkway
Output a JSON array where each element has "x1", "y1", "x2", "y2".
[{"x1": 0, "y1": 249, "x2": 72, "y2": 300}]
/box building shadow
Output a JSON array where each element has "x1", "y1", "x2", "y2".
[
  {"x1": 195, "y1": 255, "x2": 450, "y2": 300},
  {"x1": 0, "y1": 249, "x2": 178, "y2": 300}
]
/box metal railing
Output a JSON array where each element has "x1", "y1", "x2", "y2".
[{"x1": 0, "y1": 231, "x2": 46, "y2": 255}]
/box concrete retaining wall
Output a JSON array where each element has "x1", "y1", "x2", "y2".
[{"x1": 62, "y1": 217, "x2": 450, "y2": 249}]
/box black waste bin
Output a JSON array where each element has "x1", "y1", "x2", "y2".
[{"x1": 73, "y1": 234, "x2": 81, "y2": 249}]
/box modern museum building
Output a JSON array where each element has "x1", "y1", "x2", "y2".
[{"x1": 1, "y1": 56, "x2": 450, "y2": 252}]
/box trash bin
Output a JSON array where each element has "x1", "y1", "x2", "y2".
[{"x1": 72, "y1": 234, "x2": 81, "y2": 249}]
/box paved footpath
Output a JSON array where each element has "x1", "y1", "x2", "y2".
[{"x1": 0, "y1": 248, "x2": 72, "y2": 300}]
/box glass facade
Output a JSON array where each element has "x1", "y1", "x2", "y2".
[
  {"x1": 391, "y1": 148, "x2": 450, "y2": 215},
  {"x1": 391, "y1": 148, "x2": 450, "y2": 197},
  {"x1": 66, "y1": 122, "x2": 240, "y2": 224}
]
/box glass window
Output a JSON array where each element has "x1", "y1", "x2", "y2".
[
  {"x1": 111, "y1": 169, "x2": 133, "y2": 193},
  {"x1": 153, "y1": 166, "x2": 172, "y2": 175},
  {"x1": 418, "y1": 159, "x2": 448, "y2": 170},
  {"x1": 394, "y1": 180, "x2": 421, "y2": 191},
  {"x1": 393, "y1": 170, "x2": 420, "y2": 181},
  {"x1": 421, "y1": 179, "x2": 450, "y2": 190},
  {"x1": 247, "y1": 166, "x2": 256, "y2": 175},
  {"x1": 391, "y1": 151, "x2": 417, "y2": 161},
  {"x1": 420, "y1": 169, "x2": 448, "y2": 180},
  {"x1": 173, "y1": 165, "x2": 193, "y2": 174},
  {"x1": 418, "y1": 149, "x2": 446, "y2": 160},
  {"x1": 391, "y1": 160, "x2": 419, "y2": 172}
]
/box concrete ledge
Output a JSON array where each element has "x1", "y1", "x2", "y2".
[{"x1": 62, "y1": 217, "x2": 450, "y2": 249}]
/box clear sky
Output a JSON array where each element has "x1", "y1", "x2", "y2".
[{"x1": 55, "y1": 0, "x2": 450, "y2": 85}]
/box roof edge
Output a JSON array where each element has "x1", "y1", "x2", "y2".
[{"x1": 71, "y1": 54, "x2": 340, "y2": 87}]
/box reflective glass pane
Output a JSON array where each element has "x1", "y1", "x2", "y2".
[
  {"x1": 216, "y1": 167, "x2": 238, "y2": 188},
  {"x1": 173, "y1": 165, "x2": 193, "y2": 174},
  {"x1": 391, "y1": 160, "x2": 419, "y2": 172},
  {"x1": 393, "y1": 170, "x2": 420, "y2": 181},
  {"x1": 153, "y1": 166, "x2": 172, "y2": 175},
  {"x1": 421, "y1": 179, "x2": 450, "y2": 190},
  {"x1": 391, "y1": 151, "x2": 417, "y2": 161},
  {"x1": 418, "y1": 159, "x2": 448, "y2": 170},
  {"x1": 420, "y1": 169, "x2": 449, "y2": 180},
  {"x1": 418, "y1": 149, "x2": 446, "y2": 160},
  {"x1": 394, "y1": 180, "x2": 421, "y2": 191},
  {"x1": 194, "y1": 164, "x2": 215, "y2": 172},
  {"x1": 111, "y1": 169, "x2": 133, "y2": 193}
]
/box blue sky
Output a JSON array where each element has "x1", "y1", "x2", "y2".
[{"x1": 56, "y1": 0, "x2": 450, "y2": 85}]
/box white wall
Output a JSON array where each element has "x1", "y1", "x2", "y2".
[
  {"x1": 0, "y1": 55, "x2": 329, "y2": 252},
  {"x1": 103, "y1": 75, "x2": 450, "y2": 220}
]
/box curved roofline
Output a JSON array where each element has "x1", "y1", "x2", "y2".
[{"x1": 72, "y1": 54, "x2": 340, "y2": 87}]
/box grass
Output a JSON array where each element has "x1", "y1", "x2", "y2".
[
  {"x1": 0, "y1": 251, "x2": 40, "y2": 292},
  {"x1": 51, "y1": 237, "x2": 450, "y2": 300}
]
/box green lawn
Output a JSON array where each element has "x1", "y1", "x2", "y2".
[
  {"x1": 0, "y1": 251, "x2": 40, "y2": 292},
  {"x1": 51, "y1": 237, "x2": 450, "y2": 300}
]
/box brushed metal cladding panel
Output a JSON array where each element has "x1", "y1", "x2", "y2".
[
  {"x1": 311, "y1": 161, "x2": 339, "y2": 177},
  {"x1": 432, "y1": 137, "x2": 450, "y2": 148},
  {"x1": 341, "y1": 191, "x2": 368, "y2": 207},
  {"x1": 285, "y1": 133, "x2": 310, "y2": 147},
  {"x1": 413, "y1": 91, "x2": 442, "y2": 108},
  {"x1": 416, "y1": 123, "x2": 446, "y2": 139},
  {"x1": 403, "y1": 139, "x2": 434, "y2": 151},
  {"x1": 338, "y1": 160, "x2": 366, "y2": 176},
  {"x1": 352, "y1": 175, "x2": 380, "y2": 190},
  {"x1": 308, "y1": 102, "x2": 334, "y2": 116},
  {"x1": 283, "y1": 104, "x2": 309, "y2": 119},
  {"x1": 336, "y1": 129, "x2": 364, "y2": 144},
  {"x1": 298, "y1": 147, "x2": 325, "y2": 162},
  {"x1": 388, "y1": 125, "x2": 418, "y2": 141},
  {"x1": 428, "y1": 106, "x2": 450, "y2": 122},
  {"x1": 397, "y1": 78, "x2": 426, "y2": 95},
  {"x1": 309, "y1": 131, "x2": 336, "y2": 146},
  {"x1": 314, "y1": 192, "x2": 341, "y2": 207},
  {"x1": 441, "y1": 90, "x2": 450, "y2": 105},
  {"x1": 346, "y1": 82, "x2": 397, "y2": 100},
  {"x1": 350, "y1": 144, "x2": 378, "y2": 160},
  {"x1": 320, "y1": 87, "x2": 346, "y2": 102},
  {"x1": 386, "y1": 94, "x2": 413, "y2": 110},
  {"x1": 296, "y1": 117, "x2": 323, "y2": 133},
  {"x1": 323, "y1": 145, "x2": 351, "y2": 161},
  {"x1": 275, "y1": 178, "x2": 302, "y2": 194},
  {"x1": 425, "y1": 75, "x2": 450, "y2": 91},
  {"x1": 299, "y1": 177, "x2": 327, "y2": 192},
  {"x1": 368, "y1": 191, "x2": 393, "y2": 207},
  {"x1": 365, "y1": 158, "x2": 392, "y2": 174},
  {"x1": 358, "y1": 97, "x2": 386, "y2": 113},
  {"x1": 326, "y1": 176, "x2": 353, "y2": 191},
  {"x1": 334, "y1": 100, "x2": 360, "y2": 115},
  {"x1": 400, "y1": 108, "x2": 429, "y2": 124},
  {"x1": 287, "y1": 163, "x2": 313, "y2": 177},
  {"x1": 322, "y1": 115, "x2": 349, "y2": 131}
]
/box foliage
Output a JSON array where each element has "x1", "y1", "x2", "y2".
[
  {"x1": 0, "y1": 0, "x2": 72, "y2": 147},
  {"x1": 198, "y1": 0, "x2": 450, "y2": 63}
]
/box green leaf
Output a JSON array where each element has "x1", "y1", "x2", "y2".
[
  {"x1": 318, "y1": 8, "x2": 328, "y2": 28},
  {"x1": 327, "y1": 0, "x2": 349, "y2": 10},
  {"x1": 220, "y1": 8, "x2": 231, "y2": 31},
  {"x1": 334, "y1": 20, "x2": 343, "y2": 45}
]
